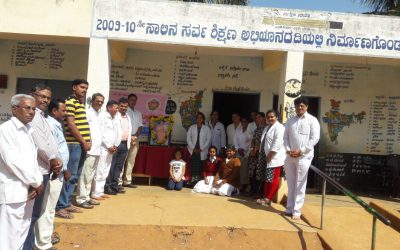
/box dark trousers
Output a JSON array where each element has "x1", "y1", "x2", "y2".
[
  {"x1": 105, "y1": 142, "x2": 128, "y2": 190},
  {"x1": 23, "y1": 174, "x2": 50, "y2": 250}
]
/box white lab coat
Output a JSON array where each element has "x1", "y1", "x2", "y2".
[
  {"x1": 226, "y1": 123, "x2": 242, "y2": 146},
  {"x1": 261, "y1": 121, "x2": 286, "y2": 168},
  {"x1": 207, "y1": 121, "x2": 226, "y2": 154},
  {"x1": 187, "y1": 124, "x2": 211, "y2": 160},
  {"x1": 234, "y1": 127, "x2": 252, "y2": 156}
]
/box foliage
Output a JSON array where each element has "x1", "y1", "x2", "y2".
[{"x1": 358, "y1": 0, "x2": 399, "y2": 14}]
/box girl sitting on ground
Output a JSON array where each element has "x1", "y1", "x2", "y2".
[
  {"x1": 192, "y1": 146, "x2": 222, "y2": 194},
  {"x1": 167, "y1": 148, "x2": 186, "y2": 191}
]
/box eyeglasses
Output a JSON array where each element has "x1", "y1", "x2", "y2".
[
  {"x1": 34, "y1": 93, "x2": 51, "y2": 101},
  {"x1": 15, "y1": 105, "x2": 36, "y2": 112}
]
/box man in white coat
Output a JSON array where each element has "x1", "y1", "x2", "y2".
[
  {"x1": 283, "y1": 97, "x2": 320, "y2": 220},
  {"x1": 207, "y1": 111, "x2": 226, "y2": 155},
  {"x1": 187, "y1": 112, "x2": 211, "y2": 183},
  {"x1": 0, "y1": 94, "x2": 43, "y2": 250}
]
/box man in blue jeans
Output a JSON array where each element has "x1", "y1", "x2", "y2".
[{"x1": 55, "y1": 79, "x2": 91, "y2": 219}]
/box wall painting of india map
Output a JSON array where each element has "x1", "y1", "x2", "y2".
[
  {"x1": 323, "y1": 99, "x2": 366, "y2": 144},
  {"x1": 179, "y1": 90, "x2": 204, "y2": 130}
]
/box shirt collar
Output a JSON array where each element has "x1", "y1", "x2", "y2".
[
  {"x1": 11, "y1": 116, "x2": 33, "y2": 134},
  {"x1": 297, "y1": 112, "x2": 308, "y2": 119}
]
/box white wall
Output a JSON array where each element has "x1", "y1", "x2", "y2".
[
  {"x1": 93, "y1": 0, "x2": 400, "y2": 59},
  {"x1": 110, "y1": 48, "x2": 280, "y2": 143},
  {"x1": 303, "y1": 60, "x2": 400, "y2": 155},
  {"x1": 0, "y1": 39, "x2": 89, "y2": 120},
  {"x1": 0, "y1": 0, "x2": 92, "y2": 38}
]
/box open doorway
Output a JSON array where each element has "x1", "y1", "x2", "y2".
[
  {"x1": 16, "y1": 77, "x2": 72, "y2": 100},
  {"x1": 212, "y1": 91, "x2": 260, "y2": 127}
]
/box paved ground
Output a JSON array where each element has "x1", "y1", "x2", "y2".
[
  {"x1": 55, "y1": 186, "x2": 323, "y2": 249},
  {"x1": 53, "y1": 186, "x2": 400, "y2": 249},
  {"x1": 302, "y1": 194, "x2": 400, "y2": 250}
]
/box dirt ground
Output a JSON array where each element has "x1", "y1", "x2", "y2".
[{"x1": 54, "y1": 223, "x2": 324, "y2": 250}]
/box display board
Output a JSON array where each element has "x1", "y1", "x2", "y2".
[{"x1": 320, "y1": 153, "x2": 392, "y2": 193}]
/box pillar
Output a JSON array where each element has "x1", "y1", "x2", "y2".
[
  {"x1": 274, "y1": 51, "x2": 304, "y2": 204},
  {"x1": 86, "y1": 37, "x2": 111, "y2": 107},
  {"x1": 278, "y1": 51, "x2": 304, "y2": 123}
]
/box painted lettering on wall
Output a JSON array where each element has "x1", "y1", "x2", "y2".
[{"x1": 10, "y1": 42, "x2": 65, "y2": 70}]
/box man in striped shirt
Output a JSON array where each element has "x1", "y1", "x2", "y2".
[{"x1": 56, "y1": 79, "x2": 91, "y2": 216}]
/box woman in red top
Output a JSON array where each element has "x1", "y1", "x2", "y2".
[{"x1": 192, "y1": 146, "x2": 222, "y2": 193}]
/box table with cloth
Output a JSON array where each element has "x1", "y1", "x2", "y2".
[{"x1": 132, "y1": 145, "x2": 192, "y2": 182}]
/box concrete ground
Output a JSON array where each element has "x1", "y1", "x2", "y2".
[
  {"x1": 54, "y1": 186, "x2": 400, "y2": 249},
  {"x1": 302, "y1": 194, "x2": 400, "y2": 250},
  {"x1": 55, "y1": 186, "x2": 323, "y2": 249}
]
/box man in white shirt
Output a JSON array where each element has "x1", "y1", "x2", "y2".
[
  {"x1": 24, "y1": 85, "x2": 62, "y2": 250},
  {"x1": 122, "y1": 94, "x2": 142, "y2": 188},
  {"x1": 226, "y1": 112, "x2": 242, "y2": 146},
  {"x1": 92, "y1": 100, "x2": 120, "y2": 199},
  {"x1": 76, "y1": 93, "x2": 104, "y2": 209},
  {"x1": 283, "y1": 97, "x2": 320, "y2": 220},
  {"x1": 105, "y1": 98, "x2": 132, "y2": 194},
  {"x1": 207, "y1": 111, "x2": 226, "y2": 155},
  {"x1": 0, "y1": 94, "x2": 43, "y2": 250}
]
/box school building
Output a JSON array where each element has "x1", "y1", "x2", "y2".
[{"x1": 1, "y1": 0, "x2": 399, "y2": 193}]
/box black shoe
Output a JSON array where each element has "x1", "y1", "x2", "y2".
[
  {"x1": 115, "y1": 188, "x2": 126, "y2": 194},
  {"x1": 77, "y1": 201, "x2": 94, "y2": 209},
  {"x1": 112, "y1": 186, "x2": 126, "y2": 193},
  {"x1": 104, "y1": 188, "x2": 117, "y2": 195},
  {"x1": 123, "y1": 183, "x2": 137, "y2": 188}
]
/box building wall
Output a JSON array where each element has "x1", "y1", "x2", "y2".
[
  {"x1": 110, "y1": 48, "x2": 280, "y2": 144},
  {"x1": 0, "y1": 39, "x2": 89, "y2": 121},
  {"x1": 0, "y1": 0, "x2": 92, "y2": 38}
]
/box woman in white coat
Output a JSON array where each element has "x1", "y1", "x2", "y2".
[
  {"x1": 187, "y1": 112, "x2": 211, "y2": 184},
  {"x1": 256, "y1": 110, "x2": 285, "y2": 206}
]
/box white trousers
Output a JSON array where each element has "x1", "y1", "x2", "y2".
[
  {"x1": 192, "y1": 176, "x2": 214, "y2": 194},
  {"x1": 92, "y1": 152, "x2": 113, "y2": 198},
  {"x1": 35, "y1": 178, "x2": 63, "y2": 250},
  {"x1": 76, "y1": 155, "x2": 100, "y2": 204},
  {"x1": 0, "y1": 200, "x2": 34, "y2": 250},
  {"x1": 210, "y1": 180, "x2": 237, "y2": 197},
  {"x1": 284, "y1": 155, "x2": 313, "y2": 217},
  {"x1": 122, "y1": 143, "x2": 139, "y2": 185}
]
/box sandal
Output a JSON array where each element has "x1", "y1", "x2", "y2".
[
  {"x1": 55, "y1": 210, "x2": 74, "y2": 219},
  {"x1": 101, "y1": 194, "x2": 110, "y2": 199},
  {"x1": 256, "y1": 198, "x2": 270, "y2": 206},
  {"x1": 65, "y1": 205, "x2": 83, "y2": 213},
  {"x1": 91, "y1": 196, "x2": 105, "y2": 201}
]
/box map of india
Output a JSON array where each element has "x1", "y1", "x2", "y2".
[
  {"x1": 179, "y1": 90, "x2": 203, "y2": 130},
  {"x1": 322, "y1": 99, "x2": 366, "y2": 144}
]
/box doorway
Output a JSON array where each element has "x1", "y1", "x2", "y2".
[
  {"x1": 16, "y1": 77, "x2": 72, "y2": 100},
  {"x1": 212, "y1": 91, "x2": 260, "y2": 127}
]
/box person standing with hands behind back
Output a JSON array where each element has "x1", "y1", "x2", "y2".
[
  {"x1": 283, "y1": 97, "x2": 320, "y2": 220},
  {"x1": 56, "y1": 79, "x2": 91, "y2": 216}
]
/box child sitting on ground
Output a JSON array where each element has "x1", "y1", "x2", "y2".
[
  {"x1": 167, "y1": 148, "x2": 186, "y2": 191},
  {"x1": 192, "y1": 146, "x2": 222, "y2": 194}
]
